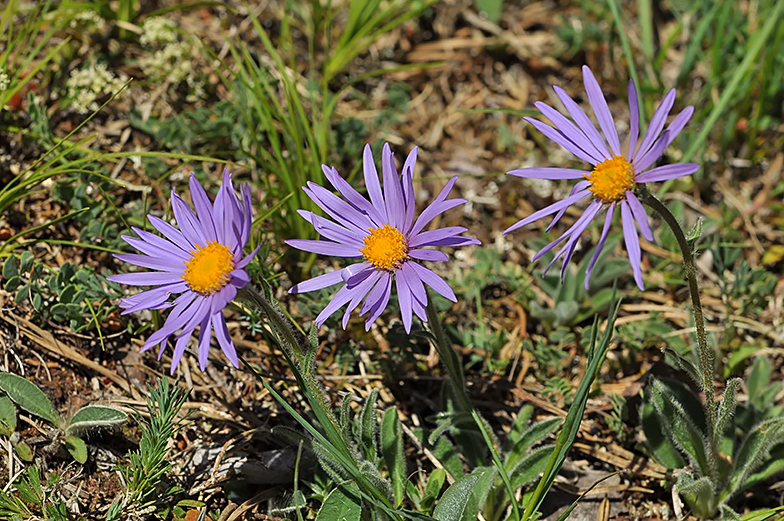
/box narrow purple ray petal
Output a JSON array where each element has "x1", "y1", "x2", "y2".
[
  {"x1": 626, "y1": 192, "x2": 653, "y2": 242},
  {"x1": 345, "y1": 266, "x2": 376, "y2": 288},
  {"x1": 197, "y1": 313, "x2": 212, "y2": 371},
  {"x1": 409, "y1": 262, "x2": 456, "y2": 302},
  {"x1": 382, "y1": 143, "x2": 406, "y2": 230},
  {"x1": 362, "y1": 272, "x2": 392, "y2": 330},
  {"x1": 547, "y1": 180, "x2": 591, "y2": 232},
  {"x1": 285, "y1": 239, "x2": 362, "y2": 258},
  {"x1": 410, "y1": 226, "x2": 470, "y2": 248},
  {"x1": 507, "y1": 167, "x2": 590, "y2": 180},
  {"x1": 141, "y1": 292, "x2": 198, "y2": 352},
  {"x1": 554, "y1": 203, "x2": 603, "y2": 282},
  {"x1": 210, "y1": 284, "x2": 237, "y2": 315},
  {"x1": 235, "y1": 244, "x2": 261, "y2": 269},
  {"x1": 171, "y1": 193, "x2": 208, "y2": 247},
  {"x1": 409, "y1": 177, "x2": 459, "y2": 237},
  {"x1": 189, "y1": 174, "x2": 217, "y2": 242},
  {"x1": 169, "y1": 334, "x2": 191, "y2": 374},
  {"x1": 304, "y1": 183, "x2": 372, "y2": 235},
  {"x1": 298, "y1": 210, "x2": 364, "y2": 247},
  {"x1": 632, "y1": 130, "x2": 671, "y2": 173},
  {"x1": 148, "y1": 215, "x2": 196, "y2": 252},
  {"x1": 627, "y1": 79, "x2": 640, "y2": 159},
  {"x1": 552, "y1": 85, "x2": 612, "y2": 160},
  {"x1": 635, "y1": 163, "x2": 700, "y2": 183},
  {"x1": 533, "y1": 201, "x2": 601, "y2": 264},
  {"x1": 409, "y1": 249, "x2": 449, "y2": 262},
  {"x1": 423, "y1": 236, "x2": 482, "y2": 247},
  {"x1": 395, "y1": 273, "x2": 414, "y2": 333},
  {"x1": 621, "y1": 201, "x2": 645, "y2": 290},
  {"x1": 633, "y1": 88, "x2": 676, "y2": 162},
  {"x1": 582, "y1": 65, "x2": 622, "y2": 156},
  {"x1": 322, "y1": 165, "x2": 385, "y2": 227},
  {"x1": 212, "y1": 313, "x2": 239, "y2": 368},
  {"x1": 524, "y1": 117, "x2": 598, "y2": 164},
  {"x1": 534, "y1": 101, "x2": 604, "y2": 163},
  {"x1": 400, "y1": 262, "x2": 427, "y2": 309},
  {"x1": 585, "y1": 203, "x2": 616, "y2": 289},
  {"x1": 661, "y1": 106, "x2": 694, "y2": 149},
  {"x1": 230, "y1": 269, "x2": 249, "y2": 288},
  {"x1": 289, "y1": 269, "x2": 345, "y2": 294},
  {"x1": 108, "y1": 271, "x2": 184, "y2": 286},
  {"x1": 504, "y1": 189, "x2": 590, "y2": 235},
  {"x1": 363, "y1": 144, "x2": 387, "y2": 221},
  {"x1": 340, "y1": 262, "x2": 373, "y2": 283},
  {"x1": 126, "y1": 228, "x2": 189, "y2": 260},
  {"x1": 118, "y1": 282, "x2": 185, "y2": 314},
  {"x1": 239, "y1": 182, "x2": 253, "y2": 248},
  {"x1": 342, "y1": 271, "x2": 382, "y2": 329},
  {"x1": 113, "y1": 253, "x2": 184, "y2": 273},
  {"x1": 211, "y1": 170, "x2": 231, "y2": 244},
  {"x1": 314, "y1": 284, "x2": 356, "y2": 328},
  {"x1": 401, "y1": 147, "x2": 418, "y2": 233},
  {"x1": 411, "y1": 290, "x2": 428, "y2": 323}
]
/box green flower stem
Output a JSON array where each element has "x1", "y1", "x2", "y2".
[
  {"x1": 639, "y1": 188, "x2": 718, "y2": 486},
  {"x1": 424, "y1": 297, "x2": 521, "y2": 521}
]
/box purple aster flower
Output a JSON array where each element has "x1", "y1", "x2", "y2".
[
  {"x1": 287, "y1": 143, "x2": 481, "y2": 333},
  {"x1": 505, "y1": 65, "x2": 699, "y2": 290},
  {"x1": 108, "y1": 169, "x2": 259, "y2": 374}
]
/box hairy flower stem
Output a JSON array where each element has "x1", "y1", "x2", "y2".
[
  {"x1": 424, "y1": 296, "x2": 522, "y2": 521},
  {"x1": 639, "y1": 188, "x2": 718, "y2": 486}
]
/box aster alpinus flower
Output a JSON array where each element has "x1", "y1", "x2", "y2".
[
  {"x1": 505, "y1": 65, "x2": 699, "y2": 290},
  {"x1": 108, "y1": 170, "x2": 259, "y2": 374},
  {"x1": 287, "y1": 143, "x2": 481, "y2": 333}
]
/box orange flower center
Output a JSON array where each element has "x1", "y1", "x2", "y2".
[
  {"x1": 360, "y1": 225, "x2": 408, "y2": 270},
  {"x1": 584, "y1": 156, "x2": 635, "y2": 203},
  {"x1": 182, "y1": 241, "x2": 235, "y2": 294}
]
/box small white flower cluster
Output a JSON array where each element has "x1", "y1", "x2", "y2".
[
  {"x1": 0, "y1": 68, "x2": 9, "y2": 91},
  {"x1": 139, "y1": 17, "x2": 178, "y2": 47},
  {"x1": 138, "y1": 17, "x2": 204, "y2": 101},
  {"x1": 69, "y1": 9, "x2": 105, "y2": 31},
  {"x1": 66, "y1": 62, "x2": 124, "y2": 113}
]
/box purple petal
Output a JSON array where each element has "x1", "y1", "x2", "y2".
[
  {"x1": 410, "y1": 177, "x2": 461, "y2": 237},
  {"x1": 340, "y1": 262, "x2": 373, "y2": 283},
  {"x1": 534, "y1": 201, "x2": 602, "y2": 265},
  {"x1": 399, "y1": 262, "x2": 427, "y2": 310},
  {"x1": 114, "y1": 253, "x2": 184, "y2": 273},
  {"x1": 118, "y1": 282, "x2": 186, "y2": 314},
  {"x1": 395, "y1": 272, "x2": 414, "y2": 333},
  {"x1": 409, "y1": 249, "x2": 449, "y2": 262},
  {"x1": 212, "y1": 313, "x2": 239, "y2": 368},
  {"x1": 362, "y1": 272, "x2": 392, "y2": 329},
  {"x1": 635, "y1": 163, "x2": 700, "y2": 183},
  {"x1": 108, "y1": 271, "x2": 184, "y2": 286},
  {"x1": 423, "y1": 236, "x2": 481, "y2": 247},
  {"x1": 410, "y1": 226, "x2": 470, "y2": 248},
  {"x1": 534, "y1": 101, "x2": 604, "y2": 163},
  {"x1": 141, "y1": 292, "x2": 198, "y2": 352},
  {"x1": 238, "y1": 181, "x2": 253, "y2": 248},
  {"x1": 314, "y1": 284, "x2": 356, "y2": 328},
  {"x1": 507, "y1": 167, "x2": 590, "y2": 180},
  {"x1": 552, "y1": 85, "x2": 612, "y2": 160},
  {"x1": 210, "y1": 283, "x2": 237, "y2": 315},
  {"x1": 342, "y1": 270, "x2": 382, "y2": 329},
  {"x1": 125, "y1": 228, "x2": 189, "y2": 260},
  {"x1": 285, "y1": 239, "x2": 362, "y2": 258},
  {"x1": 411, "y1": 289, "x2": 428, "y2": 323},
  {"x1": 289, "y1": 269, "x2": 345, "y2": 294},
  {"x1": 322, "y1": 164, "x2": 386, "y2": 227},
  {"x1": 235, "y1": 244, "x2": 261, "y2": 270},
  {"x1": 189, "y1": 174, "x2": 217, "y2": 242},
  {"x1": 148, "y1": 214, "x2": 196, "y2": 252},
  {"x1": 661, "y1": 106, "x2": 694, "y2": 149},
  {"x1": 345, "y1": 265, "x2": 376, "y2": 287},
  {"x1": 298, "y1": 210, "x2": 364, "y2": 247},
  {"x1": 401, "y1": 147, "x2": 418, "y2": 233},
  {"x1": 409, "y1": 262, "x2": 456, "y2": 302},
  {"x1": 585, "y1": 203, "x2": 616, "y2": 289},
  {"x1": 626, "y1": 192, "x2": 653, "y2": 242},
  {"x1": 627, "y1": 79, "x2": 640, "y2": 159},
  {"x1": 171, "y1": 193, "x2": 208, "y2": 247},
  {"x1": 524, "y1": 117, "x2": 599, "y2": 165},
  {"x1": 547, "y1": 180, "x2": 590, "y2": 232},
  {"x1": 633, "y1": 107, "x2": 694, "y2": 173},
  {"x1": 621, "y1": 201, "x2": 645, "y2": 290},
  {"x1": 504, "y1": 189, "x2": 590, "y2": 235},
  {"x1": 582, "y1": 65, "x2": 621, "y2": 156},
  {"x1": 633, "y1": 130, "x2": 670, "y2": 173},
  {"x1": 382, "y1": 143, "x2": 406, "y2": 230},
  {"x1": 304, "y1": 183, "x2": 373, "y2": 235},
  {"x1": 230, "y1": 268, "x2": 250, "y2": 288},
  {"x1": 197, "y1": 313, "x2": 212, "y2": 371},
  {"x1": 633, "y1": 89, "x2": 676, "y2": 162},
  {"x1": 363, "y1": 144, "x2": 387, "y2": 221}
]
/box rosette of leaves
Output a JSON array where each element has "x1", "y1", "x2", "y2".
[
  {"x1": 642, "y1": 356, "x2": 784, "y2": 519},
  {"x1": 0, "y1": 373, "x2": 126, "y2": 463}
]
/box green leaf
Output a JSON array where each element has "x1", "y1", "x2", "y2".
[
  {"x1": 2, "y1": 256, "x2": 18, "y2": 279},
  {"x1": 359, "y1": 388, "x2": 379, "y2": 462},
  {"x1": 14, "y1": 441, "x2": 33, "y2": 462},
  {"x1": 4, "y1": 275, "x2": 20, "y2": 292},
  {"x1": 640, "y1": 398, "x2": 685, "y2": 469},
  {"x1": 0, "y1": 394, "x2": 17, "y2": 436},
  {"x1": 420, "y1": 468, "x2": 446, "y2": 512},
  {"x1": 19, "y1": 251, "x2": 34, "y2": 274},
  {"x1": 65, "y1": 405, "x2": 127, "y2": 436},
  {"x1": 715, "y1": 378, "x2": 741, "y2": 447},
  {"x1": 381, "y1": 407, "x2": 406, "y2": 506},
  {"x1": 31, "y1": 293, "x2": 41, "y2": 312},
  {"x1": 473, "y1": 0, "x2": 502, "y2": 23},
  {"x1": 509, "y1": 445, "x2": 555, "y2": 489},
  {"x1": 508, "y1": 404, "x2": 534, "y2": 447},
  {"x1": 747, "y1": 356, "x2": 772, "y2": 406},
  {"x1": 504, "y1": 418, "x2": 562, "y2": 471},
  {"x1": 0, "y1": 373, "x2": 60, "y2": 426},
  {"x1": 432, "y1": 472, "x2": 481, "y2": 521},
  {"x1": 14, "y1": 283, "x2": 30, "y2": 304},
  {"x1": 726, "y1": 418, "x2": 784, "y2": 497},
  {"x1": 314, "y1": 482, "x2": 361, "y2": 521},
  {"x1": 65, "y1": 436, "x2": 87, "y2": 464}
]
